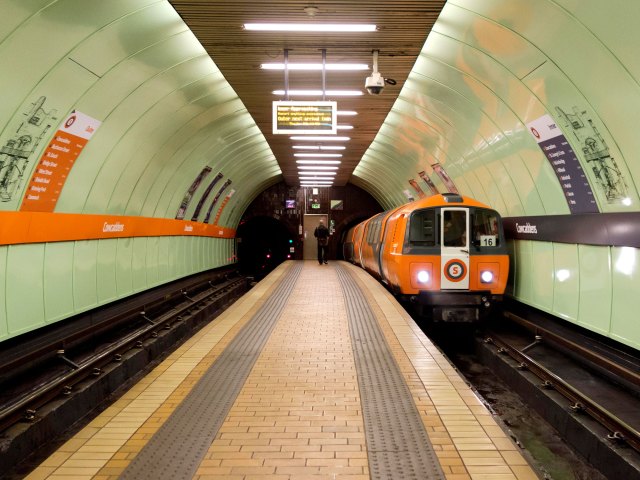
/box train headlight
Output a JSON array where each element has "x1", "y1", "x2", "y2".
[
  {"x1": 417, "y1": 270, "x2": 430, "y2": 283},
  {"x1": 480, "y1": 270, "x2": 494, "y2": 283}
]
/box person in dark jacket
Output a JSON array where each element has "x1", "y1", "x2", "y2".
[{"x1": 314, "y1": 219, "x2": 330, "y2": 264}]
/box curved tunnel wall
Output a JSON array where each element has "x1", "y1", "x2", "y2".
[
  {"x1": 0, "y1": 1, "x2": 280, "y2": 339},
  {"x1": 354, "y1": 0, "x2": 640, "y2": 349}
]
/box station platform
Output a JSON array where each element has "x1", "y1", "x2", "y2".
[{"x1": 26, "y1": 261, "x2": 539, "y2": 480}]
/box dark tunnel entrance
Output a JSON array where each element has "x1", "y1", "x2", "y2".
[{"x1": 236, "y1": 216, "x2": 295, "y2": 279}]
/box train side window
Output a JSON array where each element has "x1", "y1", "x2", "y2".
[
  {"x1": 472, "y1": 209, "x2": 500, "y2": 247},
  {"x1": 408, "y1": 209, "x2": 435, "y2": 246}
]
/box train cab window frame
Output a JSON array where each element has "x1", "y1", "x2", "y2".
[
  {"x1": 471, "y1": 208, "x2": 502, "y2": 248},
  {"x1": 404, "y1": 208, "x2": 439, "y2": 254}
]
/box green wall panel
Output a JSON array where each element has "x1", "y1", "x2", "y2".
[
  {"x1": 73, "y1": 241, "x2": 98, "y2": 312},
  {"x1": 513, "y1": 240, "x2": 533, "y2": 304},
  {"x1": 6, "y1": 244, "x2": 45, "y2": 335},
  {"x1": 43, "y1": 242, "x2": 74, "y2": 323},
  {"x1": 69, "y1": 1, "x2": 185, "y2": 79},
  {"x1": 132, "y1": 238, "x2": 148, "y2": 293},
  {"x1": 0, "y1": 246, "x2": 7, "y2": 340},
  {"x1": 116, "y1": 237, "x2": 134, "y2": 297},
  {"x1": 610, "y1": 247, "x2": 640, "y2": 348},
  {"x1": 145, "y1": 237, "x2": 161, "y2": 288},
  {"x1": 578, "y1": 245, "x2": 612, "y2": 335},
  {"x1": 531, "y1": 242, "x2": 554, "y2": 311},
  {"x1": 97, "y1": 239, "x2": 118, "y2": 304},
  {"x1": 551, "y1": 243, "x2": 579, "y2": 322},
  {"x1": 158, "y1": 237, "x2": 171, "y2": 281}
]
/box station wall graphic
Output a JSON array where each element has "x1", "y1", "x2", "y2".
[
  {"x1": 554, "y1": 105, "x2": 628, "y2": 205},
  {"x1": 0, "y1": 97, "x2": 58, "y2": 210},
  {"x1": 175, "y1": 166, "x2": 212, "y2": 219},
  {"x1": 431, "y1": 163, "x2": 459, "y2": 194},
  {"x1": 527, "y1": 112, "x2": 598, "y2": 214}
]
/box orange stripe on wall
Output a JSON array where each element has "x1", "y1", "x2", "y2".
[{"x1": 0, "y1": 212, "x2": 235, "y2": 246}]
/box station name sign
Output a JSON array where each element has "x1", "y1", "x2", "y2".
[{"x1": 273, "y1": 101, "x2": 337, "y2": 135}]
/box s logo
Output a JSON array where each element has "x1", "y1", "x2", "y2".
[{"x1": 444, "y1": 259, "x2": 467, "y2": 282}]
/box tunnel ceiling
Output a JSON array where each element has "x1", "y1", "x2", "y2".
[{"x1": 169, "y1": 0, "x2": 446, "y2": 187}]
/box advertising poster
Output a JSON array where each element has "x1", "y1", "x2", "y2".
[
  {"x1": 204, "y1": 179, "x2": 232, "y2": 223},
  {"x1": 212, "y1": 189, "x2": 236, "y2": 225},
  {"x1": 431, "y1": 163, "x2": 459, "y2": 194},
  {"x1": 191, "y1": 172, "x2": 223, "y2": 222},
  {"x1": 408, "y1": 179, "x2": 426, "y2": 198},
  {"x1": 176, "y1": 166, "x2": 212, "y2": 219},
  {"x1": 418, "y1": 170, "x2": 439, "y2": 195},
  {"x1": 20, "y1": 110, "x2": 101, "y2": 212},
  {"x1": 527, "y1": 114, "x2": 598, "y2": 214}
]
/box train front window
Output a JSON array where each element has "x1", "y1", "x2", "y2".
[
  {"x1": 472, "y1": 209, "x2": 500, "y2": 247},
  {"x1": 408, "y1": 209, "x2": 436, "y2": 246},
  {"x1": 442, "y1": 210, "x2": 467, "y2": 247}
]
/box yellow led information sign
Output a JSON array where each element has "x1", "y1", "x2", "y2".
[{"x1": 273, "y1": 101, "x2": 337, "y2": 134}]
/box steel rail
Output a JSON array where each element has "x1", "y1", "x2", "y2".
[
  {"x1": 0, "y1": 277, "x2": 245, "y2": 432},
  {"x1": 485, "y1": 333, "x2": 640, "y2": 454},
  {"x1": 504, "y1": 311, "x2": 640, "y2": 389}
]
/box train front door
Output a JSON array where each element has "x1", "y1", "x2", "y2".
[{"x1": 440, "y1": 208, "x2": 469, "y2": 289}]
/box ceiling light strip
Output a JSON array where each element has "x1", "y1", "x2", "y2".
[
  {"x1": 294, "y1": 153, "x2": 342, "y2": 157},
  {"x1": 273, "y1": 89, "x2": 362, "y2": 96},
  {"x1": 292, "y1": 145, "x2": 346, "y2": 150},
  {"x1": 261, "y1": 63, "x2": 369, "y2": 71},
  {"x1": 290, "y1": 136, "x2": 350, "y2": 141},
  {"x1": 245, "y1": 23, "x2": 376, "y2": 32}
]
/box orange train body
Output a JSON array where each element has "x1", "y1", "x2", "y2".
[{"x1": 343, "y1": 193, "x2": 509, "y2": 322}]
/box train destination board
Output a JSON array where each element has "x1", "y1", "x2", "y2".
[
  {"x1": 527, "y1": 113, "x2": 598, "y2": 214},
  {"x1": 273, "y1": 101, "x2": 337, "y2": 134}
]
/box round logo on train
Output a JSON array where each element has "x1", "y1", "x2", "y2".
[{"x1": 444, "y1": 259, "x2": 467, "y2": 282}]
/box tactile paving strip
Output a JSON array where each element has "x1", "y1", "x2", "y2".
[
  {"x1": 119, "y1": 262, "x2": 303, "y2": 480},
  {"x1": 335, "y1": 264, "x2": 446, "y2": 480}
]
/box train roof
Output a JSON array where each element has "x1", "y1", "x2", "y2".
[{"x1": 399, "y1": 193, "x2": 495, "y2": 212}]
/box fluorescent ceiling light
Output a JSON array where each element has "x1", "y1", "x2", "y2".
[
  {"x1": 337, "y1": 125, "x2": 353, "y2": 130},
  {"x1": 337, "y1": 110, "x2": 357, "y2": 116},
  {"x1": 299, "y1": 171, "x2": 336, "y2": 176},
  {"x1": 296, "y1": 160, "x2": 341, "y2": 164},
  {"x1": 290, "y1": 136, "x2": 350, "y2": 141},
  {"x1": 292, "y1": 145, "x2": 346, "y2": 150},
  {"x1": 261, "y1": 63, "x2": 369, "y2": 71},
  {"x1": 294, "y1": 153, "x2": 342, "y2": 158},
  {"x1": 300, "y1": 176, "x2": 336, "y2": 180},
  {"x1": 298, "y1": 165, "x2": 338, "y2": 170},
  {"x1": 301, "y1": 180, "x2": 333, "y2": 184},
  {"x1": 244, "y1": 23, "x2": 376, "y2": 32},
  {"x1": 273, "y1": 89, "x2": 362, "y2": 96}
]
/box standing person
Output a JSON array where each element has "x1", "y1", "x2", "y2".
[{"x1": 314, "y1": 219, "x2": 330, "y2": 265}]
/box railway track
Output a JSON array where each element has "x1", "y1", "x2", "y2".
[
  {"x1": 477, "y1": 306, "x2": 640, "y2": 478},
  {"x1": 0, "y1": 268, "x2": 248, "y2": 474},
  {"x1": 485, "y1": 312, "x2": 640, "y2": 453}
]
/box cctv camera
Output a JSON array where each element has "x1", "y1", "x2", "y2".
[{"x1": 365, "y1": 72, "x2": 385, "y2": 95}]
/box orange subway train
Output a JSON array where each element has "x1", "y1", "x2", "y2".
[{"x1": 343, "y1": 193, "x2": 509, "y2": 322}]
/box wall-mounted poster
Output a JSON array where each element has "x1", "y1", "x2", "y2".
[
  {"x1": 0, "y1": 96, "x2": 58, "y2": 210},
  {"x1": 330, "y1": 199, "x2": 343, "y2": 210},
  {"x1": 20, "y1": 109, "x2": 101, "y2": 212},
  {"x1": 403, "y1": 189, "x2": 415, "y2": 202},
  {"x1": 176, "y1": 166, "x2": 212, "y2": 219},
  {"x1": 191, "y1": 172, "x2": 224, "y2": 221},
  {"x1": 204, "y1": 179, "x2": 232, "y2": 223},
  {"x1": 555, "y1": 106, "x2": 627, "y2": 205},
  {"x1": 527, "y1": 113, "x2": 598, "y2": 214},
  {"x1": 418, "y1": 170, "x2": 439, "y2": 195},
  {"x1": 431, "y1": 163, "x2": 459, "y2": 194},
  {"x1": 408, "y1": 179, "x2": 425, "y2": 198}
]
